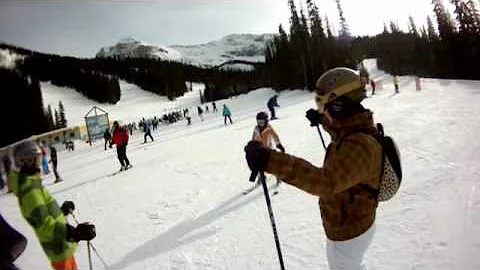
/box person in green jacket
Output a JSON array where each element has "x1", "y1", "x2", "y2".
[
  {"x1": 222, "y1": 104, "x2": 233, "y2": 126},
  {"x1": 8, "y1": 140, "x2": 96, "y2": 270}
]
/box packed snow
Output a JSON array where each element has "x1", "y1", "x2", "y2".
[{"x1": 1, "y1": 59, "x2": 480, "y2": 270}]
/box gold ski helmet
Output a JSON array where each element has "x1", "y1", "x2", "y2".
[{"x1": 314, "y1": 67, "x2": 367, "y2": 113}]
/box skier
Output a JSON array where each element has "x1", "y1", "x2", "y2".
[
  {"x1": 197, "y1": 106, "x2": 204, "y2": 121},
  {"x1": 370, "y1": 79, "x2": 376, "y2": 95},
  {"x1": 143, "y1": 122, "x2": 154, "y2": 143},
  {"x1": 111, "y1": 121, "x2": 132, "y2": 171},
  {"x1": 393, "y1": 75, "x2": 399, "y2": 93},
  {"x1": 184, "y1": 109, "x2": 192, "y2": 125},
  {"x1": 49, "y1": 144, "x2": 62, "y2": 183},
  {"x1": 267, "y1": 95, "x2": 280, "y2": 120},
  {"x1": 0, "y1": 213, "x2": 27, "y2": 270},
  {"x1": 212, "y1": 101, "x2": 218, "y2": 112},
  {"x1": 245, "y1": 67, "x2": 382, "y2": 270},
  {"x1": 8, "y1": 140, "x2": 96, "y2": 270},
  {"x1": 39, "y1": 143, "x2": 49, "y2": 174},
  {"x1": 103, "y1": 128, "x2": 112, "y2": 151},
  {"x1": 222, "y1": 104, "x2": 233, "y2": 126},
  {"x1": 251, "y1": 111, "x2": 285, "y2": 187}
]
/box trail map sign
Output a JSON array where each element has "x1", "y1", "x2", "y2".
[{"x1": 84, "y1": 106, "x2": 109, "y2": 143}]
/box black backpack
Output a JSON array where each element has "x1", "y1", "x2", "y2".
[{"x1": 336, "y1": 123, "x2": 402, "y2": 202}]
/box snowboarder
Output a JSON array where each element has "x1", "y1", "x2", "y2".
[
  {"x1": 111, "y1": 121, "x2": 132, "y2": 171},
  {"x1": 103, "y1": 128, "x2": 112, "y2": 151},
  {"x1": 8, "y1": 140, "x2": 96, "y2": 270},
  {"x1": 251, "y1": 111, "x2": 285, "y2": 187},
  {"x1": 49, "y1": 144, "x2": 62, "y2": 183},
  {"x1": 143, "y1": 122, "x2": 154, "y2": 143},
  {"x1": 222, "y1": 104, "x2": 233, "y2": 126},
  {"x1": 267, "y1": 95, "x2": 280, "y2": 120},
  {"x1": 245, "y1": 67, "x2": 382, "y2": 270}
]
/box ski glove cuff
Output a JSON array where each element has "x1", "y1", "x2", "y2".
[
  {"x1": 244, "y1": 140, "x2": 271, "y2": 172},
  {"x1": 61, "y1": 201, "x2": 75, "y2": 216}
]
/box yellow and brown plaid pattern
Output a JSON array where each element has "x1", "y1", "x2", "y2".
[{"x1": 265, "y1": 112, "x2": 382, "y2": 241}]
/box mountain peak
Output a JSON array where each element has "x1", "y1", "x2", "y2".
[{"x1": 96, "y1": 33, "x2": 274, "y2": 68}]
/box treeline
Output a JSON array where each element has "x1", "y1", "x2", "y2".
[
  {"x1": 265, "y1": 0, "x2": 356, "y2": 90},
  {"x1": 0, "y1": 44, "x2": 122, "y2": 104},
  {"x1": 93, "y1": 57, "x2": 268, "y2": 102},
  {"x1": 1, "y1": 43, "x2": 267, "y2": 104},
  {"x1": 352, "y1": 0, "x2": 480, "y2": 79},
  {"x1": 0, "y1": 68, "x2": 51, "y2": 147}
]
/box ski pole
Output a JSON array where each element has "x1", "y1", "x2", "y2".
[
  {"x1": 70, "y1": 212, "x2": 110, "y2": 269},
  {"x1": 87, "y1": 241, "x2": 93, "y2": 270},
  {"x1": 315, "y1": 125, "x2": 327, "y2": 150},
  {"x1": 259, "y1": 172, "x2": 286, "y2": 270}
]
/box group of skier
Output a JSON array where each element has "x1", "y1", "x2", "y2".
[{"x1": 2, "y1": 66, "x2": 399, "y2": 270}]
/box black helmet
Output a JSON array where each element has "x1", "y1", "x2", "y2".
[{"x1": 256, "y1": 111, "x2": 269, "y2": 121}]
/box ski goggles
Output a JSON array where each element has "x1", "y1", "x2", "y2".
[
  {"x1": 315, "y1": 80, "x2": 363, "y2": 113},
  {"x1": 256, "y1": 119, "x2": 267, "y2": 126}
]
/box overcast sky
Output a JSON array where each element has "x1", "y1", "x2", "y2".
[{"x1": 0, "y1": 0, "x2": 436, "y2": 57}]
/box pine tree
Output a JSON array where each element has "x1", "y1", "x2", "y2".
[
  {"x1": 335, "y1": 0, "x2": 351, "y2": 38},
  {"x1": 58, "y1": 101, "x2": 67, "y2": 128},
  {"x1": 390, "y1": 21, "x2": 401, "y2": 33},
  {"x1": 325, "y1": 15, "x2": 334, "y2": 38},
  {"x1": 427, "y1": 16, "x2": 439, "y2": 41},
  {"x1": 307, "y1": 0, "x2": 328, "y2": 73},
  {"x1": 432, "y1": 0, "x2": 456, "y2": 39},
  {"x1": 408, "y1": 16, "x2": 419, "y2": 36},
  {"x1": 54, "y1": 109, "x2": 60, "y2": 129},
  {"x1": 46, "y1": 105, "x2": 55, "y2": 130},
  {"x1": 383, "y1": 21, "x2": 390, "y2": 34}
]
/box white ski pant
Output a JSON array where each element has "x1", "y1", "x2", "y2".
[{"x1": 326, "y1": 223, "x2": 375, "y2": 270}]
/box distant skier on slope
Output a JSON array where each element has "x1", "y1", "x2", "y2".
[
  {"x1": 103, "y1": 128, "x2": 112, "y2": 151},
  {"x1": 250, "y1": 111, "x2": 285, "y2": 188},
  {"x1": 267, "y1": 95, "x2": 280, "y2": 120},
  {"x1": 111, "y1": 121, "x2": 132, "y2": 171},
  {"x1": 222, "y1": 104, "x2": 233, "y2": 126},
  {"x1": 143, "y1": 122, "x2": 154, "y2": 143}
]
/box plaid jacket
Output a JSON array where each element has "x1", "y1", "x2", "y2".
[{"x1": 265, "y1": 111, "x2": 382, "y2": 241}]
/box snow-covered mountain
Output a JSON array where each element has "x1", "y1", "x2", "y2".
[
  {"x1": 96, "y1": 37, "x2": 183, "y2": 61},
  {"x1": 96, "y1": 34, "x2": 274, "y2": 67}
]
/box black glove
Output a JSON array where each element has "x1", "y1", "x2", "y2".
[
  {"x1": 61, "y1": 201, "x2": 75, "y2": 216},
  {"x1": 276, "y1": 144, "x2": 285, "y2": 153},
  {"x1": 244, "y1": 140, "x2": 271, "y2": 172},
  {"x1": 68, "y1": 222, "x2": 96, "y2": 242},
  {"x1": 305, "y1": 109, "x2": 323, "y2": 127}
]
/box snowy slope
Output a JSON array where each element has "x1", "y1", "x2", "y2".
[
  {"x1": 40, "y1": 80, "x2": 205, "y2": 127},
  {"x1": 97, "y1": 34, "x2": 273, "y2": 67},
  {"x1": 2, "y1": 60, "x2": 480, "y2": 270}
]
